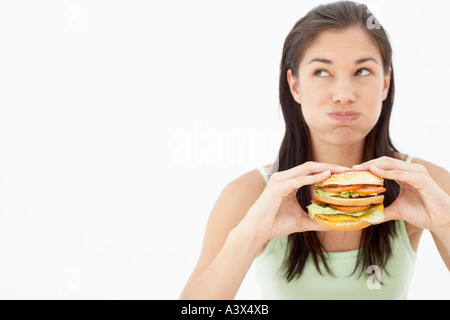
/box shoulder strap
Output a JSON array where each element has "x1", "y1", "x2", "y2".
[
  {"x1": 405, "y1": 155, "x2": 414, "y2": 163},
  {"x1": 257, "y1": 167, "x2": 270, "y2": 184}
]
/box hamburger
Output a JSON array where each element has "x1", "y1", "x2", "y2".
[{"x1": 307, "y1": 171, "x2": 386, "y2": 231}]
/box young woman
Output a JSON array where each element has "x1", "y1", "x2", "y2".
[{"x1": 180, "y1": 1, "x2": 450, "y2": 299}]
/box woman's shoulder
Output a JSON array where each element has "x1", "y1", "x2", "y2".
[
  {"x1": 209, "y1": 165, "x2": 270, "y2": 226},
  {"x1": 195, "y1": 166, "x2": 269, "y2": 258},
  {"x1": 224, "y1": 164, "x2": 270, "y2": 201},
  {"x1": 394, "y1": 152, "x2": 450, "y2": 189},
  {"x1": 180, "y1": 166, "x2": 270, "y2": 294}
]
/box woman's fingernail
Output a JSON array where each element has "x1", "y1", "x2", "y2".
[{"x1": 352, "y1": 164, "x2": 363, "y2": 170}]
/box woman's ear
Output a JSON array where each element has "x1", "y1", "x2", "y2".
[
  {"x1": 287, "y1": 69, "x2": 302, "y2": 104},
  {"x1": 382, "y1": 67, "x2": 392, "y2": 101}
]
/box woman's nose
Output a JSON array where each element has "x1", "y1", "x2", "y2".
[{"x1": 332, "y1": 82, "x2": 356, "y2": 105}]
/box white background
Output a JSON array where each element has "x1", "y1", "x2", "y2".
[{"x1": 0, "y1": 0, "x2": 448, "y2": 299}]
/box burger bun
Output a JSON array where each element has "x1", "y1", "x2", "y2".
[
  {"x1": 316, "y1": 171, "x2": 383, "y2": 187},
  {"x1": 310, "y1": 214, "x2": 372, "y2": 231}
]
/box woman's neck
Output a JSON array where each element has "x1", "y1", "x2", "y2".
[{"x1": 310, "y1": 137, "x2": 365, "y2": 168}]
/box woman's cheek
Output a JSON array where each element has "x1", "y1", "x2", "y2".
[
  {"x1": 299, "y1": 89, "x2": 328, "y2": 124},
  {"x1": 363, "y1": 94, "x2": 383, "y2": 126},
  {"x1": 300, "y1": 102, "x2": 324, "y2": 130}
]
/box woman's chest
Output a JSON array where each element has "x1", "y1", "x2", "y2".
[{"x1": 318, "y1": 229, "x2": 363, "y2": 252}]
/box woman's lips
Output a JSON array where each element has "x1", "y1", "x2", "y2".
[{"x1": 328, "y1": 111, "x2": 360, "y2": 122}]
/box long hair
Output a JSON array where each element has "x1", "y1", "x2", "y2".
[{"x1": 276, "y1": 1, "x2": 399, "y2": 281}]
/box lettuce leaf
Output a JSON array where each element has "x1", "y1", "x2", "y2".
[{"x1": 314, "y1": 188, "x2": 377, "y2": 198}]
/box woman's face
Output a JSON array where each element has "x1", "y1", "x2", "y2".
[{"x1": 288, "y1": 27, "x2": 391, "y2": 147}]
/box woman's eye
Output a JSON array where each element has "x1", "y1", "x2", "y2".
[
  {"x1": 356, "y1": 68, "x2": 371, "y2": 76},
  {"x1": 314, "y1": 70, "x2": 330, "y2": 77}
]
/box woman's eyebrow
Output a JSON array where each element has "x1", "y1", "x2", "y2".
[
  {"x1": 308, "y1": 58, "x2": 332, "y2": 64},
  {"x1": 355, "y1": 57, "x2": 379, "y2": 64},
  {"x1": 308, "y1": 57, "x2": 379, "y2": 65}
]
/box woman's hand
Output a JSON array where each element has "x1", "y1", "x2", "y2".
[
  {"x1": 353, "y1": 156, "x2": 450, "y2": 232},
  {"x1": 238, "y1": 162, "x2": 349, "y2": 243}
]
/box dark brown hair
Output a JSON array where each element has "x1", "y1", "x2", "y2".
[{"x1": 277, "y1": 1, "x2": 399, "y2": 281}]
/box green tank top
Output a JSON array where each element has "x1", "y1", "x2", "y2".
[{"x1": 254, "y1": 157, "x2": 417, "y2": 299}]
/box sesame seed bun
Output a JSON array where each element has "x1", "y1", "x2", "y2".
[{"x1": 316, "y1": 171, "x2": 383, "y2": 187}]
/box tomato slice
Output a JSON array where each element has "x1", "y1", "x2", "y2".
[
  {"x1": 329, "y1": 204, "x2": 369, "y2": 213},
  {"x1": 321, "y1": 185, "x2": 363, "y2": 193},
  {"x1": 353, "y1": 186, "x2": 386, "y2": 194}
]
